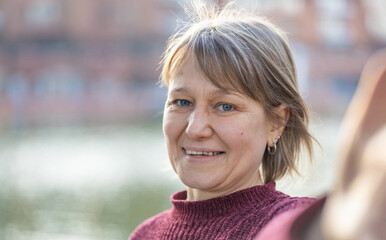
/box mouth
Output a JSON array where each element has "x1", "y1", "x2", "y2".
[{"x1": 183, "y1": 148, "x2": 225, "y2": 157}]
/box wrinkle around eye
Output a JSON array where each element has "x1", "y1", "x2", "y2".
[
  {"x1": 176, "y1": 99, "x2": 192, "y2": 107},
  {"x1": 165, "y1": 98, "x2": 193, "y2": 111},
  {"x1": 217, "y1": 104, "x2": 234, "y2": 112}
]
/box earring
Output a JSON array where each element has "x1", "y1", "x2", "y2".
[{"x1": 267, "y1": 136, "x2": 280, "y2": 155}]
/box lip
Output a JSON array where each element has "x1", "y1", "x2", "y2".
[{"x1": 182, "y1": 147, "x2": 225, "y2": 163}]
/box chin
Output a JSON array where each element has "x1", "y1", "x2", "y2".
[{"x1": 179, "y1": 172, "x2": 220, "y2": 191}]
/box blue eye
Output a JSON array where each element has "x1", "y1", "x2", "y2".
[
  {"x1": 218, "y1": 104, "x2": 234, "y2": 112},
  {"x1": 176, "y1": 99, "x2": 192, "y2": 107}
]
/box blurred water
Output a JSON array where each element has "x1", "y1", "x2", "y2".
[
  {"x1": 0, "y1": 116, "x2": 341, "y2": 239},
  {"x1": 0, "y1": 124, "x2": 172, "y2": 193}
]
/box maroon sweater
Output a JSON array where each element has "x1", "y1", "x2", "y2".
[{"x1": 129, "y1": 182, "x2": 315, "y2": 240}]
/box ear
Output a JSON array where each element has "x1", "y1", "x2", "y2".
[{"x1": 267, "y1": 104, "x2": 289, "y2": 146}]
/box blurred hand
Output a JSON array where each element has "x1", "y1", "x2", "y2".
[{"x1": 321, "y1": 49, "x2": 386, "y2": 240}]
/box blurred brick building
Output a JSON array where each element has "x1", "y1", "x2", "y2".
[
  {"x1": 241, "y1": 0, "x2": 386, "y2": 112},
  {"x1": 0, "y1": 0, "x2": 385, "y2": 129},
  {"x1": 0, "y1": 0, "x2": 182, "y2": 128}
]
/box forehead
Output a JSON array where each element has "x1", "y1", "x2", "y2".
[
  {"x1": 168, "y1": 54, "x2": 243, "y2": 94},
  {"x1": 169, "y1": 57, "x2": 227, "y2": 89},
  {"x1": 168, "y1": 60, "x2": 217, "y2": 91},
  {"x1": 168, "y1": 61, "x2": 248, "y2": 101}
]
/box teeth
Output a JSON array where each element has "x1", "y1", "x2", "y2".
[{"x1": 186, "y1": 150, "x2": 222, "y2": 156}]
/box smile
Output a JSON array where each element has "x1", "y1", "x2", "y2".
[
  {"x1": 186, "y1": 150, "x2": 222, "y2": 156},
  {"x1": 185, "y1": 149, "x2": 225, "y2": 157}
]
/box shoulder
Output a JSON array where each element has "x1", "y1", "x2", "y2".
[
  {"x1": 254, "y1": 187, "x2": 316, "y2": 223},
  {"x1": 128, "y1": 209, "x2": 172, "y2": 240},
  {"x1": 239, "y1": 182, "x2": 316, "y2": 221},
  {"x1": 255, "y1": 197, "x2": 326, "y2": 240},
  {"x1": 271, "y1": 194, "x2": 316, "y2": 217}
]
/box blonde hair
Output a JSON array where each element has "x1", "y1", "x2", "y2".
[{"x1": 161, "y1": 1, "x2": 315, "y2": 183}]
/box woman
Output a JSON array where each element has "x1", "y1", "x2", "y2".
[{"x1": 129, "y1": 2, "x2": 316, "y2": 239}]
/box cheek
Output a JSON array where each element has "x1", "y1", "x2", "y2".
[
  {"x1": 163, "y1": 115, "x2": 174, "y2": 144},
  {"x1": 163, "y1": 112, "x2": 184, "y2": 150},
  {"x1": 221, "y1": 119, "x2": 268, "y2": 152},
  {"x1": 163, "y1": 113, "x2": 180, "y2": 172}
]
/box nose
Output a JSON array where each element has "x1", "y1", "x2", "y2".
[{"x1": 186, "y1": 107, "x2": 214, "y2": 139}]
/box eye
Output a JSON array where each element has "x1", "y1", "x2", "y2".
[
  {"x1": 176, "y1": 99, "x2": 192, "y2": 107},
  {"x1": 217, "y1": 103, "x2": 234, "y2": 112}
]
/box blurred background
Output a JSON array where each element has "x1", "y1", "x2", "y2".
[{"x1": 0, "y1": 0, "x2": 385, "y2": 239}]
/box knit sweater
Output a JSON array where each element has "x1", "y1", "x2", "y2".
[{"x1": 129, "y1": 182, "x2": 315, "y2": 240}]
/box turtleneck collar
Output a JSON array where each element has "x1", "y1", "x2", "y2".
[{"x1": 170, "y1": 182, "x2": 279, "y2": 220}]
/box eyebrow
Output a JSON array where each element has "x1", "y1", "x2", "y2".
[
  {"x1": 169, "y1": 87, "x2": 189, "y2": 94},
  {"x1": 170, "y1": 87, "x2": 235, "y2": 96}
]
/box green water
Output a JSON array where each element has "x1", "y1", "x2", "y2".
[
  {"x1": 0, "y1": 121, "x2": 183, "y2": 239},
  {"x1": 0, "y1": 117, "x2": 340, "y2": 239}
]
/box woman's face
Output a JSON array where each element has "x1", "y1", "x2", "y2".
[{"x1": 163, "y1": 59, "x2": 272, "y2": 200}]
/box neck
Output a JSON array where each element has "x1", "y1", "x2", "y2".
[{"x1": 186, "y1": 175, "x2": 263, "y2": 201}]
